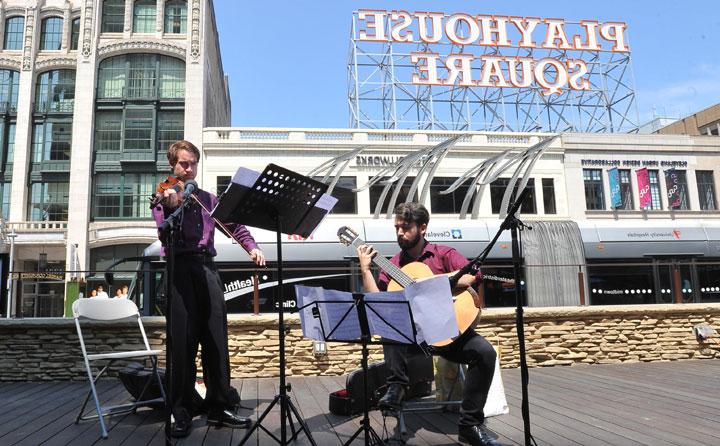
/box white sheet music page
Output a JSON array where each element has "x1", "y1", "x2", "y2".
[
  {"x1": 405, "y1": 276, "x2": 458, "y2": 345},
  {"x1": 364, "y1": 290, "x2": 416, "y2": 344},
  {"x1": 318, "y1": 288, "x2": 362, "y2": 341},
  {"x1": 294, "y1": 285, "x2": 325, "y2": 341}
]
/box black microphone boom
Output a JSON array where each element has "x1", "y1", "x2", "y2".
[{"x1": 182, "y1": 180, "x2": 198, "y2": 200}]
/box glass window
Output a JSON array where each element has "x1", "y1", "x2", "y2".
[
  {"x1": 368, "y1": 176, "x2": 416, "y2": 214},
  {"x1": 490, "y1": 178, "x2": 536, "y2": 214},
  {"x1": 93, "y1": 173, "x2": 161, "y2": 219},
  {"x1": 6, "y1": 123, "x2": 15, "y2": 164},
  {"x1": 40, "y1": 17, "x2": 63, "y2": 50},
  {"x1": 101, "y1": 0, "x2": 125, "y2": 33},
  {"x1": 216, "y1": 176, "x2": 231, "y2": 195},
  {"x1": 619, "y1": 169, "x2": 634, "y2": 210},
  {"x1": 165, "y1": 0, "x2": 187, "y2": 34},
  {"x1": 133, "y1": 0, "x2": 157, "y2": 33},
  {"x1": 0, "y1": 182, "x2": 10, "y2": 220},
  {"x1": 326, "y1": 177, "x2": 357, "y2": 214},
  {"x1": 587, "y1": 261, "x2": 655, "y2": 305},
  {"x1": 35, "y1": 70, "x2": 76, "y2": 113},
  {"x1": 28, "y1": 182, "x2": 69, "y2": 221},
  {"x1": 124, "y1": 109, "x2": 154, "y2": 151},
  {"x1": 127, "y1": 54, "x2": 157, "y2": 99},
  {"x1": 696, "y1": 171, "x2": 716, "y2": 211},
  {"x1": 157, "y1": 111, "x2": 184, "y2": 154},
  {"x1": 429, "y1": 177, "x2": 475, "y2": 214},
  {"x1": 31, "y1": 122, "x2": 72, "y2": 162},
  {"x1": 159, "y1": 56, "x2": 185, "y2": 99},
  {"x1": 4, "y1": 17, "x2": 24, "y2": 50},
  {"x1": 542, "y1": 178, "x2": 556, "y2": 214},
  {"x1": 98, "y1": 54, "x2": 185, "y2": 100},
  {"x1": 648, "y1": 170, "x2": 662, "y2": 210},
  {"x1": 95, "y1": 111, "x2": 122, "y2": 152},
  {"x1": 583, "y1": 169, "x2": 605, "y2": 210},
  {"x1": 97, "y1": 56, "x2": 126, "y2": 98},
  {"x1": 70, "y1": 18, "x2": 80, "y2": 50},
  {"x1": 665, "y1": 169, "x2": 689, "y2": 210},
  {"x1": 0, "y1": 69, "x2": 20, "y2": 112}
]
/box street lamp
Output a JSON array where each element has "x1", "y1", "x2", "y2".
[{"x1": 6, "y1": 229, "x2": 17, "y2": 318}]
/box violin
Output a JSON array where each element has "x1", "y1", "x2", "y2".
[{"x1": 149, "y1": 176, "x2": 184, "y2": 209}]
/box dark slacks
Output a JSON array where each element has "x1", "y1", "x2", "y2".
[
  {"x1": 170, "y1": 256, "x2": 232, "y2": 422},
  {"x1": 383, "y1": 329, "x2": 496, "y2": 426}
]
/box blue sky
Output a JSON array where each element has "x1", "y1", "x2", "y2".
[{"x1": 215, "y1": 1, "x2": 720, "y2": 128}]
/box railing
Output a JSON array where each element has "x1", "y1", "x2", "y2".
[
  {"x1": 34, "y1": 100, "x2": 74, "y2": 113},
  {"x1": 5, "y1": 221, "x2": 67, "y2": 231}
]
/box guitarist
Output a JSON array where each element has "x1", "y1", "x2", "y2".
[{"x1": 357, "y1": 202, "x2": 501, "y2": 446}]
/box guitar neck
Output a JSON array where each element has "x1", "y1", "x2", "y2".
[{"x1": 350, "y1": 237, "x2": 414, "y2": 288}]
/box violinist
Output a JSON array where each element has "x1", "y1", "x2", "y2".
[{"x1": 152, "y1": 140, "x2": 265, "y2": 438}]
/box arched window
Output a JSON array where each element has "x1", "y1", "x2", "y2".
[
  {"x1": 101, "y1": 0, "x2": 125, "y2": 33},
  {"x1": 35, "y1": 70, "x2": 76, "y2": 113},
  {"x1": 98, "y1": 54, "x2": 185, "y2": 100},
  {"x1": 164, "y1": 0, "x2": 187, "y2": 34},
  {"x1": 133, "y1": 0, "x2": 157, "y2": 33},
  {"x1": 70, "y1": 18, "x2": 81, "y2": 50},
  {"x1": 40, "y1": 17, "x2": 64, "y2": 51},
  {"x1": 0, "y1": 69, "x2": 20, "y2": 111},
  {"x1": 4, "y1": 16, "x2": 24, "y2": 50}
]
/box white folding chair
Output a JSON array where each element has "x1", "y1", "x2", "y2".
[{"x1": 73, "y1": 298, "x2": 166, "y2": 438}]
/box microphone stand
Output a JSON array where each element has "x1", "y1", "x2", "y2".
[
  {"x1": 449, "y1": 188, "x2": 535, "y2": 446},
  {"x1": 157, "y1": 195, "x2": 193, "y2": 445}
]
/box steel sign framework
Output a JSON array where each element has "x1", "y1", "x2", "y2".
[{"x1": 348, "y1": 11, "x2": 640, "y2": 133}]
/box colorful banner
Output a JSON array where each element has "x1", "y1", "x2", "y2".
[
  {"x1": 665, "y1": 168, "x2": 682, "y2": 209},
  {"x1": 637, "y1": 168, "x2": 651, "y2": 209},
  {"x1": 608, "y1": 167, "x2": 622, "y2": 209}
]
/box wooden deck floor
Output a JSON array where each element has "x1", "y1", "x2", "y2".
[{"x1": 1, "y1": 359, "x2": 718, "y2": 445}]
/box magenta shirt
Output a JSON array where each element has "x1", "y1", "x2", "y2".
[
  {"x1": 377, "y1": 241, "x2": 482, "y2": 291},
  {"x1": 152, "y1": 188, "x2": 259, "y2": 257}
]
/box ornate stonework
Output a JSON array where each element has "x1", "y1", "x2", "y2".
[
  {"x1": 81, "y1": 0, "x2": 93, "y2": 58},
  {"x1": 0, "y1": 57, "x2": 21, "y2": 70},
  {"x1": 190, "y1": 0, "x2": 200, "y2": 62},
  {"x1": 21, "y1": 7, "x2": 35, "y2": 71},
  {"x1": 35, "y1": 57, "x2": 76, "y2": 70},
  {"x1": 97, "y1": 40, "x2": 186, "y2": 59}
]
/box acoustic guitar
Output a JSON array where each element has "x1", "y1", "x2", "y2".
[{"x1": 337, "y1": 226, "x2": 480, "y2": 347}]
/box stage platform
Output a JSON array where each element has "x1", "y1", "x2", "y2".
[{"x1": 1, "y1": 359, "x2": 718, "y2": 445}]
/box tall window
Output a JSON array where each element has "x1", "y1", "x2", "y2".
[
  {"x1": 35, "y1": 70, "x2": 76, "y2": 113},
  {"x1": 619, "y1": 169, "x2": 634, "y2": 210},
  {"x1": 70, "y1": 18, "x2": 80, "y2": 50},
  {"x1": 0, "y1": 182, "x2": 10, "y2": 220},
  {"x1": 133, "y1": 0, "x2": 157, "y2": 33},
  {"x1": 369, "y1": 177, "x2": 416, "y2": 214},
  {"x1": 98, "y1": 54, "x2": 185, "y2": 100},
  {"x1": 93, "y1": 54, "x2": 185, "y2": 220},
  {"x1": 542, "y1": 178, "x2": 556, "y2": 214},
  {"x1": 648, "y1": 170, "x2": 662, "y2": 210},
  {"x1": 0, "y1": 123, "x2": 15, "y2": 220},
  {"x1": 0, "y1": 69, "x2": 20, "y2": 112},
  {"x1": 101, "y1": 0, "x2": 125, "y2": 33},
  {"x1": 165, "y1": 0, "x2": 187, "y2": 34},
  {"x1": 4, "y1": 16, "x2": 24, "y2": 50},
  {"x1": 430, "y1": 177, "x2": 475, "y2": 214},
  {"x1": 313, "y1": 176, "x2": 357, "y2": 214},
  {"x1": 490, "y1": 178, "x2": 536, "y2": 214},
  {"x1": 40, "y1": 17, "x2": 63, "y2": 50},
  {"x1": 665, "y1": 169, "x2": 689, "y2": 210},
  {"x1": 696, "y1": 171, "x2": 717, "y2": 211},
  {"x1": 28, "y1": 182, "x2": 69, "y2": 221},
  {"x1": 583, "y1": 169, "x2": 605, "y2": 210}
]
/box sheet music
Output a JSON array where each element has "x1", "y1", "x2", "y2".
[
  {"x1": 231, "y1": 167, "x2": 261, "y2": 187},
  {"x1": 364, "y1": 291, "x2": 416, "y2": 344},
  {"x1": 320, "y1": 289, "x2": 361, "y2": 341},
  {"x1": 295, "y1": 285, "x2": 325, "y2": 341},
  {"x1": 405, "y1": 276, "x2": 458, "y2": 345}
]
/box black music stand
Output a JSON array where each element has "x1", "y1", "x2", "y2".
[
  {"x1": 213, "y1": 164, "x2": 333, "y2": 446},
  {"x1": 297, "y1": 288, "x2": 420, "y2": 446}
]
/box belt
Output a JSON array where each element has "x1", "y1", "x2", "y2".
[{"x1": 175, "y1": 252, "x2": 215, "y2": 263}]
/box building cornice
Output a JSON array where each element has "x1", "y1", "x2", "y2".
[
  {"x1": 97, "y1": 40, "x2": 186, "y2": 59},
  {"x1": 35, "y1": 56, "x2": 76, "y2": 70}
]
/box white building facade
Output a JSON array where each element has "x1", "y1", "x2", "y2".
[{"x1": 0, "y1": 0, "x2": 228, "y2": 317}]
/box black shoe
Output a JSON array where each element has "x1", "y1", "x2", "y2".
[
  {"x1": 458, "y1": 424, "x2": 502, "y2": 446},
  {"x1": 207, "y1": 409, "x2": 252, "y2": 429},
  {"x1": 378, "y1": 384, "x2": 405, "y2": 410},
  {"x1": 171, "y1": 419, "x2": 192, "y2": 438}
]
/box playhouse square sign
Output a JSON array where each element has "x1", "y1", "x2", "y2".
[{"x1": 356, "y1": 10, "x2": 630, "y2": 95}]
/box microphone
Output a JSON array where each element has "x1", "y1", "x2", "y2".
[{"x1": 182, "y1": 180, "x2": 198, "y2": 200}]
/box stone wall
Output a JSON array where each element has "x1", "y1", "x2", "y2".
[{"x1": 1, "y1": 304, "x2": 718, "y2": 381}]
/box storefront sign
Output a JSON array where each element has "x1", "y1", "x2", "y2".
[
  {"x1": 357, "y1": 10, "x2": 629, "y2": 95},
  {"x1": 10, "y1": 272, "x2": 64, "y2": 281},
  {"x1": 581, "y1": 159, "x2": 688, "y2": 167}
]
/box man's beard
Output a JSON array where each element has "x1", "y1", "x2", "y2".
[{"x1": 398, "y1": 232, "x2": 422, "y2": 250}]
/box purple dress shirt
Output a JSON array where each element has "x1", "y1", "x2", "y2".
[
  {"x1": 152, "y1": 188, "x2": 259, "y2": 257},
  {"x1": 377, "y1": 241, "x2": 481, "y2": 291}
]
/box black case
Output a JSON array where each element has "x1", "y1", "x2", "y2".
[
  {"x1": 328, "y1": 355, "x2": 434, "y2": 416},
  {"x1": 118, "y1": 363, "x2": 166, "y2": 407}
]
